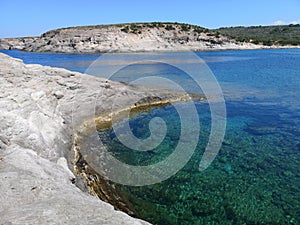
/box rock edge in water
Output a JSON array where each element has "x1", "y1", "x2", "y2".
[{"x1": 0, "y1": 52, "x2": 191, "y2": 224}]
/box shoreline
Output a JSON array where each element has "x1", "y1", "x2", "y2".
[
  {"x1": 0, "y1": 23, "x2": 269, "y2": 54},
  {"x1": 1, "y1": 47, "x2": 298, "y2": 224},
  {"x1": 1, "y1": 45, "x2": 299, "y2": 55},
  {"x1": 0, "y1": 45, "x2": 300, "y2": 55},
  {"x1": 0, "y1": 52, "x2": 193, "y2": 224},
  {"x1": 1, "y1": 22, "x2": 299, "y2": 54},
  {"x1": 72, "y1": 94, "x2": 199, "y2": 218}
]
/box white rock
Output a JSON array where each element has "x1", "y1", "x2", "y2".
[
  {"x1": 0, "y1": 23, "x2": 266, "y2": 53},
  {"x1": 0, "y1": 52, "x2": 186, "y2": 224},
  {"x1": 54, "y1": 90, "x2": 64, "y2": 99},
  {"x1": 57, "y1": 157, "x2": 75, "y2": 180}
]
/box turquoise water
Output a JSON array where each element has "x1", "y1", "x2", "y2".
[{"x1": 1, "y1": 49, "x2": 300, "y2": 224}]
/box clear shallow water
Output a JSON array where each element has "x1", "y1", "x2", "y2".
[{"x1": 1, "y1": 49, "x2": 300, "y2": 224}]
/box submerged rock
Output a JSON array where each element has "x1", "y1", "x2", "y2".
[{"x1": 244, "y1": 125, "x2": 278, "y2": 136}]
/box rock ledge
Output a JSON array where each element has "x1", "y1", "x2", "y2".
[{"x1": 0, "y1": 52, "x2": 188, "y2": 224}]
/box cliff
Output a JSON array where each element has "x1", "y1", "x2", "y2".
[{"x1": 0, "y1": 22, "x2": 262, "y2": 53}]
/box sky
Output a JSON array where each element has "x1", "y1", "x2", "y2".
[{"x1": 0, "y1": 0, "x2": 300, "y2": 38}]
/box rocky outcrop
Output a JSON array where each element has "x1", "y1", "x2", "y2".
[
  {"x1": 0, "y1": 23, "x2": 263, "y2": 53},
  {"x1": 0, "y1": 52, "x2": 190, "y2": 224}
]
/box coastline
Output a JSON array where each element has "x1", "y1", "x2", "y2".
[
  {"x1": 0, "y1": 52, "x2": 194, "y2": 224},
  {"x1": 72, "y1": 94, "x2": 198, "y2": 217},
  {"x1": 1, "y1": 47, "x2": 299, "y2": 224},
  {"x1": 1, "y1": 22, "x2": 299, "y2": 54},
  {"x1": 0, "y1": 23, "x2": 264, "y2": 54},
  {"x1": 1, "y1": 44, "x2": 299, "y2": 55}
]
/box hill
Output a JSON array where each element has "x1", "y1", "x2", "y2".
[
  {"x1": 215, "y1": 24, "x2": 300, "y2": 46},
  {"x1": 0, "y1": 22, "x2": 261, "y2": 53}
]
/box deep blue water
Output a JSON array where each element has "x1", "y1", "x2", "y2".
[{"x1": 1, "y1": 49, "x2": 300, "y2": 224}]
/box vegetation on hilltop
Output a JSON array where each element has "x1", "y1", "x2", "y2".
[
  {"x1": 42, "y1": 22, "x2": 212, "y2": 36},
  {"x1": 13, "y1": 22, "x2": 300, "y2": 48},
  {"x1": 216, "y1": 24, "x2": 300, "y2": 46},
  {"x1": 120, "y1": 22, "x2": 211, "y2": 34}
]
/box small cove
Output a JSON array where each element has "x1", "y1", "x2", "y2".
[{"x1": 1, "y1": 49, "x2": 299, "y2": 224}]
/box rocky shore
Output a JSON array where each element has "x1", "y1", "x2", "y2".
[
  {"x1": 0, "y1": 23, "x2": 263, "y2": 53},
  {"x1": 0, "y1": 52, "x2": 190, "y2": 224}
]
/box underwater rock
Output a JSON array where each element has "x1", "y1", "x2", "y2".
[
  {"x1": 224, "y1": 163, "x2": 234, "y2": 174},
  {"x1": 244, "y1": 125, "x2": 278, "y2": 135}
]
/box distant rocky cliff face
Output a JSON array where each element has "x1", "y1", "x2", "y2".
[{"x1": 0, "y1": 23, "x2": 261, "y2": 53}]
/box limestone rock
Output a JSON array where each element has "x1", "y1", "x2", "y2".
[
  {"x1": 53, "y1": 90, "x2": 64, "y2": 99},
  {"x1": 0, "y1": 52, "x2": 188, "y2": 224},
  {"x1": 0, "y1": 23, "x2": 263, "y2": 53}
]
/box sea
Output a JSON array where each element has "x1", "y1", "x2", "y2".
[{"x1": 1, "y1": 49, "x2": 299, "y2": 225}]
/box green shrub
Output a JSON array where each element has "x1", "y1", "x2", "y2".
[
  {"x1": 180, "y1": 24, "x2": 190, "y2": 32},
  {"x1": 165, "y1": 25, "x2": 175, "y2": 31},
  {"x1": 121, "y1": 26, "x2": 129, "y2": 33},
  {"x1": 130, "y1": 24, "x2": 141, "y2": 32},
  {"x1": 252, "y1": 40, "x2": 260, "y2": 45},
  {"x1": 193, "y1": 27, "x2": 205, "y2": 33},
  {"x1": 262, "y1": 40, "x2": 273, "y2": 46}
]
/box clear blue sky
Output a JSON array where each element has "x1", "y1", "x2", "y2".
[{"x1": 1, "y1": 0, "x2": 299, "y2": 38}]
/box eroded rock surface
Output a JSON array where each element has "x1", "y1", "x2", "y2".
[
  {"x1": 0, "y1": 23, "x2": 262, "y2": 53},
  {"x1": 0, "y1": 53, "x2": 187, "y2": 224}
]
